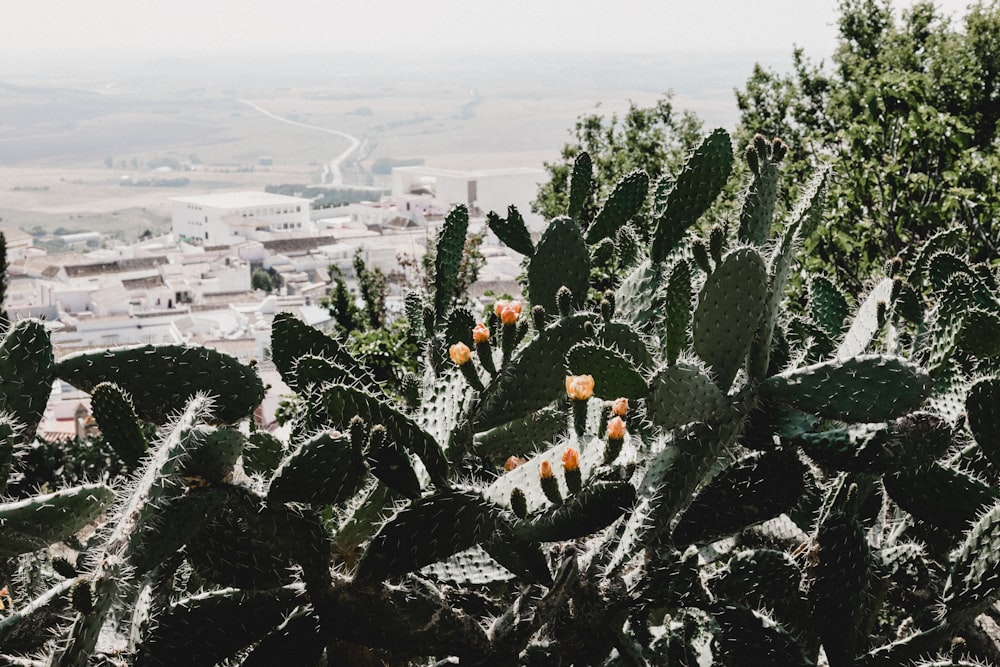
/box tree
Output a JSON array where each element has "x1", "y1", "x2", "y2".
[
  {"x1": 251, "y1": 268, "x2": 275, "y2": 293},
  {"x1": 736, "y1": 0, "x2": 1000, "y2": 290},
  {"x1": 323, "y1": 265, "x2": 362, "y2": 333},
  {"x1": 532, "y1": 93, "x2": 704, "y2": 234},
  {"x1": 353, "y1": 247, "x2": 388, "y2": 330}
]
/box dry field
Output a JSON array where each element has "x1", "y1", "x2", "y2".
[{"x1": 0, "y1": 52, "x2": 744, "y2": 237}]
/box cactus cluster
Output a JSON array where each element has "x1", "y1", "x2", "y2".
[{"x1": 3, "y1": 130, "x2": 1000, "y2": 665}]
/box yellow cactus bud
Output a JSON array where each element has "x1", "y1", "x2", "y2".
[
  {"x1": 472, "y1": 322, "x2": 490, "y2": 344},
  {"x1": 611, "y1": 397, "x2": 629, "y2": 417},
  {"x1": 449, "y1": 342, "x2": 472, "y2": 366},
  {"x1": 561, "y1": 446, "x2": 580, "y2": 472},
  {"x1": 607, "y1": 416, "x2": 627, "y2": 440},
  {"x1": 565, "y1": 374, "x2": 595, "y2": 401},
  {"x1": 539, "y1": 459, "x2": 554, "y2": 479},
  {"x1": 504, "y1": 455, "x2": 526, "y2": 472}
]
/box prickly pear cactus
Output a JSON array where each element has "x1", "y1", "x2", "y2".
[{"x1": 5, "y1": 128, "x2": 1000, "y2": 665}]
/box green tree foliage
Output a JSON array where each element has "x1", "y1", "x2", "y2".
[
  {"x1": 354, "y1": 247, "x2": 389, "y2": 330},
  {"x1": 532, "y1": 94, "x2": 704, "y2": 233},
  {"x1": 251, "y1": 268, "x2": 275, "y2": 293},
  {"x1": 737, "y1": 0, "x2": 1000, "y2": 290}
]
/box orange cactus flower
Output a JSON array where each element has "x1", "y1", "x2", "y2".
[
  {"x1": 607, "y1": 416, "x2": 627, "y2": 440},
  {"x1": 504, "y1": 455, "x2": 526, "y2": 472},
  {"x1": 448, "y1": 342, "x2": 472, "y2": 366},
  {"x1": 472, "y1": 322, "x2": 490, "y2": 344},
  {"x1": 612, "y1": 397, "x2": 629, "y2": 417},
  {"x1": 561, "y1": 447, "x2": 580, "y2": 472},
  {"x1": 539, "y1": 459, "x2": 554, "y2": 479},
  {"x1": 565, "y1": 374, "x2": 595, "y2": 401}
]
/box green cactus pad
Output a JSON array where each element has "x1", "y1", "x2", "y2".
[
  {"x1": 806, "y1": 510, "x2": 872, "y2": 664},
  {"x1": 57, "y1": 344, "x2": 264, "y2": 424},
  {"x1": 0, "y1": 416, "x2": 18, "y2": 495},
  {"x1": 837, "y1": 277, "x2": 893, "y2": 359},
  {"x1": 483, "y1": 528, "x2": 553, "y2": 585},
  {"x1": 487, "y1": 205, "x2": 534, "y2": 256},
  {"x1": 710, "y1": 602, "x2": 814, "y2": 667},
  {"x1": 927, "y1": 250, "x2": 976, "y2": 292},
  {"x1": 128, "y1": 487, "x2": 229, "y2": 575},
  {"x1": 472, "y1": 406, "x2": 566, "y2": 461},
  {"x1": 598, "y1": 321, "x2": 655, "y2": 371},
  {"x1": 651, "y1": 128, "x2": 734, "y2": 262},
  {"x1": 188, "y1": 487, "x2": 327, "y2": 590},
  {"x1": 793, "y1": 423, "x2": 893, "y2": 473},
  {"x1": 711, "y1": 549, "x2": 806, "y2": 632},
  {"x1": 565, "y1": 342, "x2": 646, "y2": 399},
  {"x1": 568, "y1": 151, "x2": 592, "y2": 222},
  {"x1": 267, "y1": 430, "x2": 367, "y2": 505},
  {"x1": 672, "y1": 449, "x2": 805, "y2": 545},
  {"x1": 420, "y1": 545, "x2": 517, "y2": 586},
  {"x1": 809, "y1": 275, "x2": 850, "y2": 340},
  {"x1": 528, "y1": 216, "x2": 589, "y2": 314},
  {"x1": 586, "y1": 170, "x2": 649, "y2": 244},
  {"x1": 883, "y1": 462, "x2": 998, "y2": 534},
  {"x1": 181, "y1": 425, "x2": 245, "y2": 483},
  {"x1": 647, "y1": 361, "x2": 728, "y2": 431},
  {"x1": 662, "y1": 259, "x2": 692, "y2": 366},
  {"x1": 747, "y1": 167, "x2": 829, "y2": 381},
  {"x1": 444, "y1": 306, "x2": 476, "y2": 351},
  {"x1": 244, "y1": 431, "x2": 285, "y2": 476},
  {"x1": 944, "y1": 500, "x2": 1000, "y2": 621},
  {"x1": 472, "y1": 312, "x2": 595, "y2": 432},
  {"x1": 323, "y1": 382, "x2": 448, "y2": 486},
  {"x1": 966, "y1": 377, "x2": 1000, "y2": 466},
  {"x1": 513, "y1": 480, "x2": 635, "y2": 542},
  {"x1": 692, "y1": 247, "x2": 768, "y2": 390},
  {"x1": 737, "y1": 144, "x2": 782, "y2": 246},
  {"x1": 615, "y1": 259, "x2": 667, "y2": 332},
  {"x1": 959, "y1": 308, "x2": 1000, "y2": 357},
  {"x1": 270, "y1": 311, "x2": 379, "y2": 393},
  {"x1": 0, "y1": 576, "x2": 76, "y2": 653},
  {"x1": 135, "y1": 586, "x2": 302, "y2": 667},
  {"x1": 433, "y1": 204, "x2": 470, "y2": 326},
  {"x1": 355, "y1": 488, "x2": 504, "y2": 583},
  {"x1": 418, "y1": 365, "x2": 476, "y2": 452},
  {"x1": 90, "y1": 382, "x2": 148, "y2": 468},
  {"x1": 365, "y1": 429, "x2": 422, "y2": 499},
  {"x1": 908, "y1": 226, "x2": 966, "y2": 286},
  {"x1": 0, "y1": 319, "x2": 54, "y2": 437},
  {"x1": 240, "y1": 610, "x2": 325, "y2": 667},
  {"x1": 0, "y1": 483, "x2": 113, "y2": 556},
  {"x1": 761, "y1": 355, "x2": 930, "y2": 422}
]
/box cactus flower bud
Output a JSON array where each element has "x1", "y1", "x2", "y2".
[
  {"x1": 472, "y1": 322, "x2": 490, "y2": 344},
  {"x1": 500, "y1": 304, "x2": 520, "y2": 325},
  {"x1": 611, "y1": 397, "x2": 629, "y2": 417},
  {"x1": 562, "y1": 446, "x2": 582, "y2": 495},
  {"x1": 505, "y1": 455, "x2": 526, "y2": 472},
  {"x1": 449, "y1": 342, "x2": 472, "y2": 366},
  {"x1": 607, "y1": 416, "x2": 627, "y2": 440},
  {"x1": 561, "y1": 447, "x2": 580, "y2": 472},
  {"x1": 539, "y1": 459, "x2": 562, "y2": 504},
  {"x1": 565, "y1": 375, "x2": 595, "y2": 401}
]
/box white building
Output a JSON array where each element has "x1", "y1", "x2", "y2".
[
  {"x1": 390, "y1": 166, "x2": 546, "y2": 232},
  {"x1": 171, "y1": 191, "x2": 313, "y2": 246}
]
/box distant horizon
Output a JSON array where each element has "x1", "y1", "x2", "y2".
[{"x1": 2, "y1": 1, "x2": 976, "y2": 70}]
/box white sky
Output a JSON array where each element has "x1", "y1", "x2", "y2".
[{"x1": 0, "y1": 0, "x2": 979, "y2": 62}]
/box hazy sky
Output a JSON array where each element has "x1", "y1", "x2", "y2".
[{"x1": 1, "y1": 0, "x2": 978, "y2": 63}]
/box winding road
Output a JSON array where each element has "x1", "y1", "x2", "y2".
[{"x1": 236, "y1": 99, "x2": 360, "y2": 186}]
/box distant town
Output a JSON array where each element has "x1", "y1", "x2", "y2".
[{"x1": 3, "y1": 165, "x2": 545, "y2": 440}]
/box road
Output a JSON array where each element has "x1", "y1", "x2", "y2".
[{"x1": 236, "y1": 99, "x2": 361, "y2": 186}]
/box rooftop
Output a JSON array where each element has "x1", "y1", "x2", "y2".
[{"x1": 171, "y1": 191, "x2": 311, "y2": 209}]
